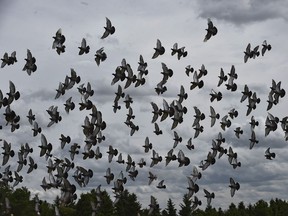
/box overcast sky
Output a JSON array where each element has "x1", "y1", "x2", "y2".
[{"x1": 1, "y1": 0, "x2": 288, "y2": 212}]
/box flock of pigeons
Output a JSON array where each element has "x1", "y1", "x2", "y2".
[{"x1": 0, "y1": 17, "x2": 285, "y2": 215}]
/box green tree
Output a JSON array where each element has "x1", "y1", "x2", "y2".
[
  {"x1": 253, "y1": 199, "x2": 271, "y2": 216},
  {"x1": 145, "y1": 196, "x2": 161, "y2": 216},
  {"x1": 37, "y1": 200, "x2": 54, "y2": 216},
  {"x1": 217, "y1": 207, "x2": 224, "y2": 216},
  {"x1": 179, "y1": 194, "x2": 192, "y2": 216},
  {"x1": 59, "y1": 205, "x2": 77, "y2": 216},
  {"x1": 205, "y1": 205, "x2": 218, "y2": 216},
  {"x1": 162, "y1": 198, "x2": 177, "y2": 216},
  {"x1": 0, "y1": 184, "x2": 13, "y2": 214},
  {"x1": 237, "y1": 201, "x2": 248, "y2": 216},
  {"x1": 9, "y1": 187, "x2": 34, "y2": 216},
  {"x1": 271, "y1": 198, "x2": 288, "y2": 216},
  {"x1": 75, "y1": 192, "x2": 94, "y2": 216},
  {"x1": 192, "y1": 208, "x2": 205, "y2": 216},
  {"x1": 114, "y1": 189, "x2": 141, "y2": 216},
  {"x1": 94, "y1": 190, "x2": 116, "y2": 216},
  {"x1": 225, "y1": 202, "x2": 238, "y2": 216}
]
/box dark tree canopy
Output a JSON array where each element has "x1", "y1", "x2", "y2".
[{"x1": 0, "y1": 185, "x2": 288, "y2": 216}]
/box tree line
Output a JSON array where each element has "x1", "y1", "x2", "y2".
[{"x1": 0, "y1": 184, "x2": 288, "y2": 216}]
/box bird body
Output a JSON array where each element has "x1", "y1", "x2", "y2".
[
  {"x1": 204, "y1": 18, "x2": 217, "y2": 42},
  {"x1": 101, "y1": 17, "x2": 115, "y2": 39}
]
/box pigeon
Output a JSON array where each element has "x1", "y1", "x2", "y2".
[
  {"x1": 64, "y1": 97, "x2": 75, "y2": 113},
  {"x1": 177, "y1": 150, "x2": 190, "y2": 167},
  {"x1": 68, "y1": 68, "x2": 81, "y2": 84},
  {"x1": 126, "y1": 154, "x2": 135, "y2": 172},
  {"x1": 94, "y1": 146, "x2": 102, "y2": 160},
  {"x1": 59, "y1": 134, "x2": 71, "y2": 149},
  {"x1": 198, "y1": 64, "x2": 208, "y2": 78},
  {"x1": 150, "y1": 150, "x2": 162, "y2": 167},
  {"x1": 227, "y1": 147, "x2": 237, "y2": 164},
  {"x1": 148, "y1": 171, "x2": 157, "y2": 185},
  {"x1": 156, "y1": 180, "x2": 166, "y2": 189},
  {"x1": 107, "y1": 145, "x2": 118, "y2": 163},
  {"x1": 1, "y1": 51, "x2": 17, "y2": 68},
  {"x1": 46, "y1": 105, "x2": 62, "y2": 127},
  {"x1": 270, "y1": 79, "x2": 285, "y2": 102},
  {"x1": 193, "y1": 123, "x2": 204, "y2": 139},
  {"x1": 78, "y1": 38, "x2": 90, "y2": 55},
  {"x1": 161, "y1": 62, "x2": 173, "y2": 81},
  {"x1": 137, "y1": 158, "x2": 146, "y2": 168},
  {"x1": 160, "y1": 99, "x2": 174, "y2": 122},
  {"x1": 138, "y1": 54, "x2": 148, "y2": 74},
  {"x1": 220, "y1": 115, "x2": 231, "y2": 131},
  {"x1": 111, "y1": 66, "x2": 126, "y2": 85},
  {"x1": 185, "y1": 65, "x2": 194, "y2": 76},
  {"x1": 210, "y1": 89, "x2": 222, "y2": 102},
  {"x1": 203, "y1": 18, "x2": 217, "y2": 42},
  {"x1": 209, "y1": 106, "x2": 220, "y2": 127},
  {"x1": 217, "y1": 68, "x2": 227, "y2": 87},
  {"x1": 52, "y1": 28, "x2": 65, "y2": 49},
  {"x1": 203, "y1": 189, "x2": 215, "y2": 206},
  {"x1": 114, "y1": 85, "x2": 125, "y2": 102},
  {"x1": 234, "y1": 127, "x2": 243, "y2": 139},
  {"x1": 128, "y1": 166, "x2": 138, "y2": 181},
  {"x1": 178, "y1": 85, "x2": 188, "y2": 103},
  {"x1": 20, "y1": 143, "x2": 33, "y2": 159},
  {"x1": 32, "y1": 121, "x2": 42, "y2": 137},
  {"x1": 249, "y1": 130, "x2": 259, "y2": 149},
  {"x1": 148, "y1": 196, "x2": 160, "y2": 215},
  {"x1": 187, "y1": 176, "x2": 199, "y2": 198},
  {"x1": 186, "y1": 138, "x2": 194, "y2": 150},
  {"x1": 95, "y1": 47, "x2": 107, "y2": 66},
  {"x1": 2, "y1": 140, "x2": 15, "y2": 166},
  {"x1": 265, "y1": 147, "x2": 276, "y2": 160},
  {"x1": 211, "y1": 140, "x2": 227, "y2": 159},
  {"x1": 240, "y1": 84, "x2": 252, "y2": 103},
  {"x1": 249, "y1": 115, "x2": 259, "y2": 130},
  {"x1": 55, "y1": 82, "x2": 66, "y2": 99},
  {"x1": 152, "y1": 39, "x2": 165, "y2": 59},
  {"x1": 153, "y1": 122, "x2": 163, "y2": 135},
  {"x1": 265, "y1": 113, "x2": 279, "y2": 137},
  {"x1": 190, "y1": 71, "x2": 204, "y2": 90},
  {"x1": 4, "y1": 80, "x2": 20, "y2": 106},
  {"x1": 16, "y1": 152, "x2": 27, "y2": 172},
  {"x1": 101, "y1": 17, "x2": 115, "y2": 39},
  {"x1": 171, "y1": 42, "x2": 187, "y2": 59},
  {"x1": 251, "y1": 45, "x2": 260, "y2": 58},
  {"x1": 39, "y1": 134, "x2": 53, "y2": 157},
  {"x1": 124, "y1": 94, "x2": 133, "y2": 109},
  {"x1": 173, "y1": 131, "x2": 182, "y2": 148},
  {"x1": 244, "y1": 43, "x2": 252, "y2": 63},
  {"x1": 229, "y1": 177, "x2": 240, "y2": 197},
  {"x1": 155, "y1": 79, "x2": 167, "y2": 95},
  {"x1": 27, "y1": 109, "x2": 35, "y2": 125},
  {"x1": 228, "y1": 108, "x2": 238, "y2": 119},
  {"x1": 13, "y1": 171, "x2": 23, "y2": 187},
  {"x1": 191, "y1": 166, "x2": 202, "y2": 182},
  {"x1": 104, "y1": 167, "x2": 114, "y2": 184},
  {"x1": 23, "y1": 49, "x2": 37, "y2": 75},
  {"x1": 165, "y1": 148, "x2": 177, "y2": 166},
  {"x1": 230, "y1": 158, "x2": 241, "y2": 169},
  {"x1": 27, "y1": 156, "x2": 37, "y2": 174},
  {"x1": 191, "y1": 196, "x2": 202, "y2": 211},
  {"x1": 261, "y1": 40, "x2": 272, "y2": 56},
  {"x1": 193, "y1": 106, "x2": 205, "y2": 127}
]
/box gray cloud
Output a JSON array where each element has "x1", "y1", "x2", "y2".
[{"x1": 195, "y1": 0, "x2": 288, "y2": 25}]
